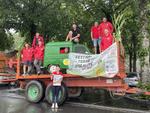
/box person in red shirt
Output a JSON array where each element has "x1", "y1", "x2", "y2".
[
  {"x1": 60, "y1": 47, "x2": 69, "y2": 54},
  {"x1": 32, "y1": 32, "x2": 44, "y2": 48},
  {"x1": 91, "y1": 21, "x2": 101, "y2": 54},
  {"x1": 100, "y1": 29, "x2": 114, "y2": 52},
  {"x1": 98, "y1": 17, "x2": 113, "y2": 38},
  {"x1": 21, "y1": 43, "x2": 33, "y2": 75},
  {"x1": 50, "y1": 65, "x2": 63, "y2": 109},
  {"x1": 33, "y1": 41, "x2": 44, "y2": 75}
]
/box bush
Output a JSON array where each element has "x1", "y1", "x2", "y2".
[{"x1": 137, "y1": 82, "x2": 150, "y2": 100}]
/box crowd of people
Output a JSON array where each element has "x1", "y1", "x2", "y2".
[
  {"x1": 66, "y1": 17, "x2": 114, "y2": 54},
  {"x1": 21, "y1": 33, "x2": 44, "y2": 75},
  {"x1": 21, "y1": 17, "x2": 114, "y2": 75},
  {"x1": 91, "y1": 17, "x2": 114, "y2": 53}
]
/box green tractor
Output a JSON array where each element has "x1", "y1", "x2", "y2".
[{"x1": 43, "y1": 41, "x2": 90, "y2": 71}]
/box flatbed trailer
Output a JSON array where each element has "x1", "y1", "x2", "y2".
[{"x1": 0, "y1": 41, "x2": 150, "y2": 105}]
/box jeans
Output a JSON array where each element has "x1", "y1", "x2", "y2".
[
  {"x1": 34, "y1": 59, "x2": 42, "y2": 73},
  {"x1": 92, "y1": 38, "x2": 101, "y2": 47},
  {"x1": 23, "y1": 60, "x2": 32, "y2": 74},
  {"x1": 52, "y1": 86, "x2": 61, "y2": 103}
]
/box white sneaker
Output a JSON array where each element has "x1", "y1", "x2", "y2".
[
  {"x1": 51, "y1": 103, "x2": 55, "y2": 109},
  {"x1": 22, "y1": 73, "x2": 26, "y2": 76},
  {"x1": 55, "y1": 103, "x2": 58, "y2": 109}
]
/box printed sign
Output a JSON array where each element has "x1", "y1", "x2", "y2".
[
  {"x1": 53, "y1": 75, "x2": 63, "y2": 86},
  {"x1": 67, "y1": 43, "x2": 119, "y2": 78}
]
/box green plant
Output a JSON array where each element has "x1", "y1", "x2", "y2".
[
  {"x1": 136, "y1": 82, "x2": 150, "y2": 100},
  {"x1": 112, "y1": 9, "x2": 128, "y2": 41}
]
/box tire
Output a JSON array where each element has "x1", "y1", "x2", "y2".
[
  {"x1": 9, "y1": 81, "x2": 19, "y2": 88},
  {"x1": 45, "y1": 82, "x2": 68, "y2": 105},
  {"x1": 25, "y1": 80, "x2": 45, "y2": 103},
  {"x1": 68, "y1": 87, "x2": 83, "y2": 98},
  {"x1": 109, "y1": 90, "x2": 125, "y2": 100}
]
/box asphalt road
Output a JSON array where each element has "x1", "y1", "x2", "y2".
[
  {"x1": 0, "y1": 94, "x2": 121, "y2": 113},
  {"x1": 0, "y1": 87, "x2": 150, "y2": 113}
]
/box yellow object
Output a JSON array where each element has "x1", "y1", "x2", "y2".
[
  {"x1": 63, "y1": 59, "x2": 70, "y2": 65},
  {"x1": 96, "y1": 67, "x2": 104, "y2": 77}
]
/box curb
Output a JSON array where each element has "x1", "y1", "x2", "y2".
[
  {"x1": 124, "y1": 94, "x2": 150, "y2": 105},
  {"x1": 67, "y1": 102, "x2": 150, "y2": 113}
]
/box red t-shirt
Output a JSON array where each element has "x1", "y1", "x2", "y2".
[
  {"x1": 98, "y1": 22, "x2": 113, "y2": 37},
  {"x1": 101, "y1": 33, "x2": 113, "y2": 51},
  {"x1": 60, "y1": 49, "x2": 65, "y2": 54},
  {"x1": 32, "y1": 35, "x2": 44, "y2": 48},
  {"x1": 21, "y1": 47, "x2": 33, "y2": 62},
  {"x1": 34, "y1": 45, "x2": 44, "y2": 60},
  {"x1": 52, "y1": 72, "x2": 63, "y2": 75},
  {"x1": 91, "y1": 26, "x2": 99, "y2": 39}
]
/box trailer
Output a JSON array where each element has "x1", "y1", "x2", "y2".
[{"x1": 0, "y1": 41, "x2": 149, "y2": 105}]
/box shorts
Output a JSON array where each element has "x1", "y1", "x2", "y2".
[
  {"x1": 72, "y1": 38, "x2": 79, "y2": 44},
  {"x1": 92, "y1": 38, "x2": 101, "y2": 47},
  {"x1": 23, "y1": 60, "x2": 32, "y2": 66}
]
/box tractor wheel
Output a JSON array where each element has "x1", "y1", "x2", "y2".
[
  {"x1": 25, "y1": 80, "x2": 45, "y2": 103},
  {"x1": 68, "y1": 87, "x2": 83, "y2": 98},
  {"x1": 109, "y1": 90, "x2": 125, "y2": 100},
  {"x1": 45, "y1": 82, "x2": 68, "y2": 105}
]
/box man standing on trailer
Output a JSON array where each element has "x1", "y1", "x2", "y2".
[
  {"x1": 91, "y1": 21, "x2": 100, "y2": 54},
  {"x1": 21, "y1": 43, "x2": 33, "y2": 76},
  {"x1": 32, "y1": 32, "x2": 44, "y2": 48},
  {"x1": 33, "y1": 41, "x2": 44, "y2": 75},
  {"x1": 98, "y1": 17, "x2": 113, "y2": 38}
]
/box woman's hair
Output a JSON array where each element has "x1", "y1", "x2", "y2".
[
  {"x1": 55, "y1": 64, "x2": 60, "y2": 67},
  {"x1": 24, "y1": 42, "x2": 30, "y2": 47}
]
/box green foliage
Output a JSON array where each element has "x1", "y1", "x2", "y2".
[
  {"x1": 138, "y1": 82, "x2": 150, "y2": 91},
  {"x1": 0, "y1": 0, "x2": 149, "y2": 72},
  {"x1": 0, "y1": 29, "x2": 14, "y2": 51},
  {"x1": 112, "y1": 9, "x2": 128, "y2": 41},
  {"x1": 13, "y1": 33, "x2": 26, "y2": 50},
  {"x1": 138, "y1": 48, "x2": 149, "y2": 67},
  {"x1": 136, "y1": 82, "x2": 150, "y2": 100}
]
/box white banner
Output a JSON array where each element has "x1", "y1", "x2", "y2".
[{"x1": 67, "y1": 43, "x2": 119, "y2": 78}]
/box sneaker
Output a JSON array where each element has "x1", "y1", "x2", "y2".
[
  {"x1": 37, "y1": 72, "x2": 41, "y2": 75},
  {"x1": 51, "y1": 103, "x2": 55, "y2": 109},
  {"x1": 22, "y1": 73, "x2": 26, "y2": 76},
  {"x1": 55, "y1": 103, "x2": 58, "y2": 109}
]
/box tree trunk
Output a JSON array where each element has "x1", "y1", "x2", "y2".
[
  {"x1": 133, "y1": 50, "x2": 137, "y2": 72},
  {"x1": 149, "y1": 38, "x2": 150, "y2": 63},
  {"x1": 30, "y1": 23, "x2": 36, "y2": 42},
  {"x1": 129, "y1": 51, "x2": 133, "y2": 72},
  {"x1": 132, "y1": 34, "x2": 137, "y2": 72}
]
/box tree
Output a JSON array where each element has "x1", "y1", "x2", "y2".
[{"x1": 0, "y1": 0, "x2": 150, "y2": 79}]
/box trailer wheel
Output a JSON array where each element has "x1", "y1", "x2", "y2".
[
  {"x1": 25, "y1": 80, "x2": 45, "y2": 103},
  {"x1": 109, "y1": 90, "x2": 125, "y2": 100},
  {"x1": 68, "y1": 87, "x2": 83, "y2": 98},
  {"x1": 45, "y1": 82, "x2": 68, "y2": 105}
]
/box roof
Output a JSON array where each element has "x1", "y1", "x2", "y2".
[{"x1": 46, "y1": 41, "x2": 73, "y2": 46}]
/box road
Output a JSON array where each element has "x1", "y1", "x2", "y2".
[{"x1": 0, "y1": 87, "x2": 150, "y2": 113}]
